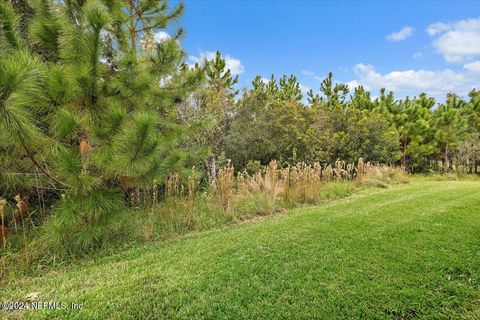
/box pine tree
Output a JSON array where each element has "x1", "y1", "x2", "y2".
[
  {"x1": 307, "y1": 72, "x2": 349, "y2": 111},
  {"x1": 434, "y1": 93, "x2": 468, "y2": 171},
  {"x1": 0, "y1": 0, "x2": 201, "y2": 253},
  {"x1": 387, "y1": 94, "x2": 436, "y2": 171},
  {"x1": 181, "y1": 51, "x2": 238, "y2": 181},
  {"x1": 464, "y1": 90, "x2": 480, "y2": 173}
]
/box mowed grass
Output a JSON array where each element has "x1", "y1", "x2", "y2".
[{"x1": 1, "y1": 180, "x2": 480, "y2": 319}]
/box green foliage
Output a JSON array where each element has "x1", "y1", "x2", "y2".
[
  {"x1": 434, "y1": 93, "x2": 468, "y2": 169},
  {"x1": 0, "y1": 1, "x2": 24, "y2": 50},
  {"x1": 40, "y1": 189, "x2": 126, "y2": 255},
  {"x1": 318, "y1": 181, "x2": 356, "y2": 200},
  {"x1": 205, "y1": 51, "x2": 239, "y2": 94},
  {"x1": 179, "y1": 51, "x2": 238, "y2": 179},
  {"x1": 227, "y1": 76, "x2": 317, "y2": 168},
  {"x1": 227, "y1": 73, "x2": 405, "y2": 170},
  {"x1": 0, "y1": 50, "x2": 45, "y2": 148},
  {"x1": 0, "y1": 0, "x2": 203, "y2": 254},
  {"x1": 28, "y1": 0, "x2": 61, "y2": 60},
  {"x1": 245, "y1": 160, "x2": 263, "y2": 175}
]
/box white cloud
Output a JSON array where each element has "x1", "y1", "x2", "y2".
[
  {"x1": 386, "y1": 26, "x2": 414, "y2": 42},
  {"x1": 346, "y1": 80, "x2": 364, "y2": 91},
  {"x1": 301, "y1": 69, "x2": 323, "y2": 81},
  {"x1": 301, "y1": 70, "x2": 315, "y2": 76},
  {"x1": 464, "y1": 60, "x2": 480, "y2": 73},
  {"x1": 427, "y1": 18, "x2": 480, "y2": 62},
  {"x1": 189, "y1": 51, "x2": 244, "y2": 75},
  {"x1": 347, "y1": 63, "x2": 480, "y2": 98},
  {"x1": 154, "y1": 31, "x2": 170, "y2": 44},
  {"x1": 260, "y1": 77, "x2": 270, "y2": 84},
  {"x1": 223, "y1": 56, "x2": 244, "y2": 75},
  {"x1": 426, "y1": 22, "x2": 451, "y2": 36}
]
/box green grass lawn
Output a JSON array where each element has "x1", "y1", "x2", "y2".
[{"x1": 1, "y1": 180, "x2": 480, "y2": 319}]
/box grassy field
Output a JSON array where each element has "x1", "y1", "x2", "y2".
[{"x1": 1, "y1": 179, "x2": 479, "y2": 319}]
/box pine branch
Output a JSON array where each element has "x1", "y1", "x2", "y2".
[{"x1": 21, "y1": 144, "x2": 69, "y2": 188}]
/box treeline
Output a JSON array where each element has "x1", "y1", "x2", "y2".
[
  {"x1": 214, "y1": 73, "x2": 479, "y2": 175},
  {"x1": 0, "y1": 1, "x2": 478, "y2": 261}
]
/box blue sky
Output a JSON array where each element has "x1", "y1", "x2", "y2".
[{"x1": 171, "y1": 1, "x2": 480, "y2": 100}]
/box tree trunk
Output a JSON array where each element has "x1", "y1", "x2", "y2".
[
  {"x1": 80, "y1": 136, "x2": 90, "y2": 174},
  {"x1": 444, "y1": 140, "x2": 449, "y2": 172},
  {"x1": 475, "y1": 151, "x2": 478, "y2": 174},
  {"x1": 210, "y1": 156, "x2": 217, "y2": 182},
  {"x1": 128, "y1": 0, "x2": 136, "y2": 56}
]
